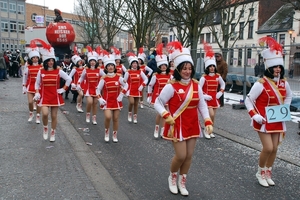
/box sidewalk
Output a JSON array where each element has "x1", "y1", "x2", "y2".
[{"x1": 0, "y1": 78, "x2": 128, "y2": 199}]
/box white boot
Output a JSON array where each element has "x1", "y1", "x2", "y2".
[
  {"x1": 133, "y1": 114, "x2": 137, "y2": 124},
  {"x1": 265, "y1": 167, "x2": 275, "y2": 186},
  {"x1": 128, "y1": 112, "x2": 132, "y2": 122},
  {"x1": 203, "y1": 129, "x2": 211, "y2": 139},
  {"x1": 112, "y1": 131, "x2": 118, "y2": 143},
  {"x1": 76, "y1": 103, "x2": 84, "y2": 113},
  {"x1": 160, "y1": 127, "x2": 164, "y2": 138},
  {"x1": 36, "y1": 113, "x2": 41, "y2": 124},
  {"x1": 256, "y1": 166, "x2": 269, "y2": 187},
  {"x1": 86, "y1": 113, "x2": 90, "y2": 123},
  {"x1": 140, "y1": 101, "x2": 144, "y2": 109},
  {"x1": 104, "y1": 128, "x2": 109, "y2": 142},
  {"x1": 92, "y1": 115, "x2": 97, "y2": 125},
  {"x1": 178, "y1": 174, "x2": 189, "y2": 196},
  {"x1": 154, "y1": 125, "x2": 159, "y2": 138},
  {"x1": 168, "y1": 172, "x2": 178, "y2": 194},
  {"x1": 28, "y1": 111, "x2": 34, "y2": 122},
  {"x1": 50, "y1": 129, "x2": 55, "y2": 142},
  {"x1": 43, "y1": 125, "x2": 48, "y2": 140}
]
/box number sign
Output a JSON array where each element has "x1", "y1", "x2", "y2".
[{"x1": 265, "y1": 104, "x2": 291, "y2": 123}]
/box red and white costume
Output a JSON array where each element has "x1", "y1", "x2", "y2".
[
  {"x1": 78, "y1": 67, "x2": 105, "y2": 97},
  {"x1": 139, "y1": 64, "x2": 153, "y2": 78},
  {"x1": 96, "y1": 73, "x2": 128, "y2": 110},
  {"x1": 23, "y1": 64, "x2": 42, "y2": 93},
  {"x1": 148, "y1": 72, "x2": 172, "y2": 104},
  {"x1": 199, "y1": 73, "x2": 225, "y2": 108},
  {"x1": 116, "y1": 64, "x2": 127, "y2": 77},
  {"x1": 245, "y1": 77, "x2": 292, "y2": 133},
  {"x1": 35, "y1": 68, "x2": 72, "y2": 106},
  {"x1": 123, "y1": 69, "x2": 148, "y2": 97},
  {"x1": 69, "y1": 66, "x2": 86, "y2": 91},
  {"x1": 154, "y1": 79, "x2": 212, "y2": 141}
]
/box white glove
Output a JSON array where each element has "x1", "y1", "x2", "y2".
[
  {"x1": 252, "y1": 114, "x2": 266, "y2": 124},
  {"x1": 76, "y1": 84, "x2": 82, "y2": 91},
  {"x1": 22, "y1": 86, "x2": 27, "y2": 94},
  {"x1": 147, "y1": 96, "x2": 152, "y2": 104},
  {"x1": 98, "y1": 97, "x2": 107, "y2": 106},
  {"x1": 138, "y1": 85, "x2": 144, "y2": 91},
  {"x1": 117, "y1": 93, "x2": 124, "y2": 102},
  {"x1": 203, "y1": 94, "x2": 213, "y2": 101},
  {"x1": 57, "y1": 88, "x2": 66, "y2": 94},
  {"x1": 216, "y1": 91, "x2": 223, "y2": 99},
  {"x1": 71, "y1": 83, "x2": 76, "y2": 90},
  {"x1": 33, "y1": 93, "x2": 41, "y2": 101}
]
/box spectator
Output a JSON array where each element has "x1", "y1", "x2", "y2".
[
  {"x1": 3, "y1": 51, "x2": 10, "y2": 79},
  {"x1": 215, "y1": 52, "x2": 228, "y2": 107},
  {"x1": 0, "y1": 52, "x2": 6, "y2": 81},
  {"x1": 254, "y1": 62, "x2": 260, "y2": 77},
  {"x1": 54, "y1": 9, "x2": 63, "y2": 22},
  {"x1": 259, "y1": 60, "x2": 265, "y2": 78}
]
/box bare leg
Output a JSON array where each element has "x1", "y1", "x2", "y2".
[{"x1": 50, "y1": 106, "x2": 58, "y2": 130}]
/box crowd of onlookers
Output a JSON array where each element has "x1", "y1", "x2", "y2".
[{"x1": 0, "y1": 50, "x2": 25, "y2": 81}]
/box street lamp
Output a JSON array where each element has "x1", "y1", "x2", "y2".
[{"x1": 288, "y1": 29, "x2": 295, "y2": 78}]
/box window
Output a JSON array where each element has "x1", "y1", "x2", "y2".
[
  {"x1": 229, "y1": 49, "x2": 234, "y2": 65},
  {"x1": 279, "y1": 34, "x2": 285, "y2": 46},
  {"x1": 0, "y1": 1, "x2": 7, "y2": 11},
  {"x1": 239, "y1": 22, "x2": 244, "y2": 39},
  {"x1": 206, "y1": 33, "x2": 211, "y2": 43},
  {"x1": 247, "y1": 48, "x2": 252, "y2": 59},
  {"x1": 18, "y1": 22, "x2": 24, "y2": 33},
  {"x1": 212, "y1": 34, "x2": 216, "y2": 43},
  {"x1": 9, "y1": 3, "x2": 16, "y2": 13},
  {"x1": 249, "y1": 8, "x2": 254, "y2": 16},
  {"x1": 230, "y1": 23, "x2": 236, "y2": 40},
  {"x1": 1, "y1": 21, "x2": 8, "y2": 32},
  {"x1": 248, "y1": 21, "x2": 254, "y2": 39},
  {"x1": 238, "y1": 49, "x2": 243, "y2": 66},
  {"x1": 200, "y1": 34, "x2": 204, "y2": 44},
  {"x1": 240, "y1": 10, "x2": 244, "y2": 18},
  {"x1": 17, "y1": 4, "x2": 24, "y2": 14},
  {"x1": 10, "y1": 21, "x2": 17, "y2": 32},
  {"x1": 170, "y1": 35, "x2": 173, "y2": 42}
]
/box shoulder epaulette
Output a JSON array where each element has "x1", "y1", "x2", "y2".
[
  {"x1": 192, "y1": 78, "x2": 199, "y2": 84},
  {"x1": 169, "y1": 79, "x2": 176, "y2": 84},
  {"x1": 101, "y1": 75, "x2": 107, "y2": 79},
  {"x1": 258, "y1": 78, "x2": 265, "y2": 83},
  {"x1": 216, "y1": 73, "x2": 221, "y2": 76}
]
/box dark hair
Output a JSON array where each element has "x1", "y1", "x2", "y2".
[
  {"x1": 43, "y1": 58, "x2": 57, "y2": 70},
  {"x1": 129, "y1": 61, "x2": 140, "y2": 70},
  {"x1": 204, "y1": 65, "x2": 217, "y2": 75},
  {"x1": 264, "y1": 65, "x2": 285, "y2": 79},
  {"x1": 173, "y1": 62, "x2": 195, "y2": 81},
  {"x1": 156, "y1": 64, "x2": 170, "y2": 74},
  {"x1": 87, "y1": 60, "x2": 99, "y2": 68},
  {"x1": 104, "y1": 64, "x2": 117, "y2": 74},
  {"x1": 27, "y1": 56, "x2": 42, "y2": 65},
  {"x1": 138, "y1": 58, "x2": 144, "y2": 65}
]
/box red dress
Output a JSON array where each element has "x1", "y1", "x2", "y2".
[
  {"x1": 72, "y1": 67, "x2": 86, "y2": 91},
  {"x1": 101, "y1": 75, "x2": 123, "y2": 109},
  {"x1": 201, "y1": 74, "x2": 222, "y2": 108},
  {"x1": 151, "y1": 73, "x2": 172, "y2": 104},
  {"x1": 85, "y1": 68, "x2": 101, "y2": 97},
  {"x1": 163, "y1": 80, "x2": 202, "y2": 140},
  {"x1": 38, "y1": 69, "x2": 65, "y2": 106},
  {"x1": 116, "y1": 64, "x2": 126, "y2": 76},
  {"x1": 26, "y1": 65, "x2": 42, "y2": 93},
  {"x1": 127, "y1": 70, "x2": 144, "y2": 97},
  {"x1": 253, "y1": 78, "x2": 288, "y2": 133}
]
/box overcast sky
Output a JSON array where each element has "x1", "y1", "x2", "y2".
[{"x1": 27, "y1": 0, "x2": 75, "y2": 13}]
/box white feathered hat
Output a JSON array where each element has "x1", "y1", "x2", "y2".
[
  {"x1": 155, "y1": 43, "x2": 168, "y2": 67},
  {"x1": 137, "y1": 47, "x2": 147, "y2": 62},
  {"x1": 167, "y1": 41, "x2": 193, "y2": 68},
  {"x1": 111, "y1": 46, "x2": 121, "y2": 60},
  {"x1": 102, "y1": 50, "x2": 116, "y2": 67},
  {"x1": 127, "y1": 52, "x2": 139, "y2": 65},
  {"x1": 34, "y1": 39, "x2": 55, "y2": 62},
  {"x1": 259, "y1": 36, "x2": 284, "y2": 68},
  {"x1": 26, "y1": 40, "x2": 40, "y2": 59},
  {"x1": 203, "y1": 42, "x2": 216, "y2": 68},
  {"x1": 86, "y1": 46, "x2": 98, "y2": 62}
]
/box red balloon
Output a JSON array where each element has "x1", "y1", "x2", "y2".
[{"x1": 46, "y1": 22, "x2": 75, "y2": 46}]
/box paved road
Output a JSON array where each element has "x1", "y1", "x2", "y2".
[{"x1": 1, "y1": 77, "x2": 300, "y2": 199}]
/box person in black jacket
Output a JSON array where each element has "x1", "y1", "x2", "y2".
[{"x1": 54, "y1": 9, "x2": 63, "y2": 22}]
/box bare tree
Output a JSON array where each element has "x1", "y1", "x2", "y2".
[
  {"x1": 75, "y1": 0, "x2": 125, "y2": 49},
  {"x1": 209, "y1": 1, "x2": 256, "y2": 59},
  {"x1": 148, "y1": 0, "x2": 223, "y2": 64},
  {"x1": 115, "y1": 0, "x2": 158, "y2": 51}
]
